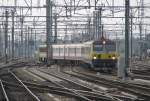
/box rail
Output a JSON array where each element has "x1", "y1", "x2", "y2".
[
  {"x1": 27, "y1": 69, "x2": 116, "y2": 101},
  {"x1": 0, "y1": 79, "x2": 9, "y2": 101},
  {"x1": 9, "y1": 70, "x2": 41, "y2": 101}
]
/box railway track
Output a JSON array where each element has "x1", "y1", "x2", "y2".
[
  {"x1": 131, "y1": 69, "x2": 150, "y2": 75},
  {"x1": 0, "y1": 79, "x2": 9, "y2": 101},
  {"x1": 130, "y1": 62, "x2": 150, "y2": 80},
  {"x1": 8, "y1": 67, "x2": 92, "y2": 101},
  {"x1": 0, "y1": 70, "x2": 41, "y2": 101},
  {"x1": 10, "y1": 71, "x2": 41, "y2": 101},
  {"x1": 130, "y1": 73, "x2": 150, "y2": 80},
  {"x1": 33, "y1": 67, "x2": 143, "y2": 101},
  {"x1": 1, "y1": 62, "x2": 149, "y2": 101},
  {"x1": 63, "y1": 69, "x2": 150, "y2": 101},
  {"x1": 3, "y1": 79, "x2": 111, "y2": 101},
  {"x1": 27, "y1": 68, "x2": 120, "y2": 101},
  {"x1": 26, "y1": 69, "x2": 94, "y2": 101},
  {"x1": 131, "y1": 62, "x2": 150, "y2": 71}
]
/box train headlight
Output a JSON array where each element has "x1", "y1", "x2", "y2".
[
  {"x1": 112, "y1": 56, "x2": 116, "y2": 60},
  {"x1": 103, "y1": 41, "x2": 106, "y2": 45},
  {"x1": 93, "y1": 56, "x2": 97, "y2": 59}
]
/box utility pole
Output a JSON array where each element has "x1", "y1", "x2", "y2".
[
  {"x1": 65, "y1": 24, "x2": 67, "y2": 43},
  {"x1": 112, "y1": 0, "x2": 114, "y2": 16},
  {"x1": 125, "y1": 0, "x2": 130, "y2": 78},
  {"x1": 145, "y1": 28, "x2": 147, "y2": 59},
  {"x1": 34, "y1": 30, "x2": 36, "y2": 51},
  {"x1": 101, "y1": 24, "x2": 104, "y2": 38},
  {"x1": 30, "y1": 28, "x2": 33, "y2": 58},
  {"x1": 115, "y1": 32, "x2": 119, "y2": 53},
  {"x1": 97, "y1": 10, "x2": 99, "y2": 40},
  {"x1": 46, "y1": 0, "x2": 53, "y2": 66},
  {"x1": 27, "y1": 27, "x2": 30, "y2": 59},
  {"x1": 93, "y1": 12, "x2": 95, "y2": 40},
  {"x1": 11, "y1": 10, "x2": 15, "y2": 59},
  {"x1": 20, "y1": 16, "x2": 24, "y2": 57},
  {"x1": 98, "y1": 8, "x2": 102, "y2": 39},
  {"x1": 8, "y1": 35, "x2": 11, "y2": 58},
  {"x1": 88, "y1": 0, "x2": 91, "y2": 8},
  {"x1": 95, "y1": 0, "x2": 97, "y2": 10},
  {"x1": 5, "y1": 10, "x2": 8, "y2": 63},
  {"x1": 70, "y1": 0, "x2": 72, "y2": 16},
  {"x1": 18, "y1": 32, "x2": 21, "y2": 57},
  {"x1": 33, "y1": 22, "x2": 36, "y2": 52},
  {"x1": 54, "y1": 14, "x2": 57, "y2": 43},
  {"x1": 16, "y1": 36, "x2": 19, "y2": 58},
  {"x1": 25, "y1": 27, "x2": 27, "y2": 58},
  {"x1": 95, "y1": 11, "x2": 97, "y2": 40},
  {"x1": 129, "y1": 9, "x2": 133, "y2": 77},
  {"x1": 130, "y1": 9, "x2": 133, "y2": 61},
  {"x1": 0, "y1": 25, "x2": 2, "y2": 57},
  {"x1": 139, "y1": 23, "x2": 142, "y2": 60},
  {"x1": 87, "y1": 17, "x2": 91, "y2": 40},
  {"x1": 139, "y1": 0, "x2": 144, "y2": 60},
  {"x1": 14, "y1": 0, "x2": 17, "y2": 6}
]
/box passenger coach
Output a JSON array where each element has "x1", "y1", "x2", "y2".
[{"x1": 37, "y1": 38, "x2": 119, "y2": 71}]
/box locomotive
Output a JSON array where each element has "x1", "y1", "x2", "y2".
[{"x1": 37, "y1": 37, "x2": 119, "y2": 71}]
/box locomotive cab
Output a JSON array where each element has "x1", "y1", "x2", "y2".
[{"x1": 91, "y1": 39, "x2": 118, "y2": 71}]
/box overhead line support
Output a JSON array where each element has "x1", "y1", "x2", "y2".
[{"x1": 124, "y1": 0, "x2": 130, "y2": 78}]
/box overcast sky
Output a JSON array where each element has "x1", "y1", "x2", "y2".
[{"x1": 0, "y1": 0, "x2": 150, "y2": 40}]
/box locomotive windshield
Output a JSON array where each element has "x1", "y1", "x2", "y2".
[
  {"x1": 105, "y1": 44, "x2": 116, "y2": 52},
  {"x1": 93, "y1": 45, "x2": 103, "y2": 51},
  {"x1": 93, "y1": 43, "x2": 116, "y2": 52}
]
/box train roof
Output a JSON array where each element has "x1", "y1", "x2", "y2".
[
  {"x1": 93, "y1": 40, "x2": 115, "y2": 44},
  {"x1": 52, "y1": 43, "x2": 83, "y2": 48},
  {"x1": 38, "y1": 44, "x2": 46, "y2": 48},
  {"x1": 83, "y1": 41, "x2": 94, "y2": 44},
  {"x1": 38, "y1": 38, "x2": 115, "y2": 48},
  {"x1": 84, "y1": 39, "x2": 115, "y2": 45}
]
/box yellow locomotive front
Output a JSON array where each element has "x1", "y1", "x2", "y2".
[{"x1": 91, "y1": 39, "x2": 118, "y2": 71}]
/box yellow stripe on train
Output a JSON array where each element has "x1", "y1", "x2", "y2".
[{"x1": 90, "y1": 52, "x2": 119, "y2": 59}]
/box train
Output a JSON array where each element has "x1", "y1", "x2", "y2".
[{"x1": 36, "y1": 37, "x2": 119, "y2": 72}]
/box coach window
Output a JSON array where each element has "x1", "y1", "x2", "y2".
[
  {"x1": 73, "y1": 48, "x2": 75, "y2": 55},
  {"x1": 68, "y1": 48, "x2": 70, "y2": 56},
  {"x1": 76, "y1": 48, "x2": 79, "y2": 56},
  {"x1": 85, "y1": 47, "x2": 87, "y2": 53},
  {"x1": 70, "y1": 48, "x2": 74, "y2": 56},
  {"x1": 59, "y1": 48, "x2": 60, "y2": 55},
  {"x1": 81, "y1": 47, "x2": 84, "y2": 55},
  {"x1": 55, "y1": 48, "x2": 58, "y2": 53},
  {"x1": 70, "y1": 48, "x2": 73, "y2": 54},
  {"x1": 65, "y1": 48, "x2": 67, "y2": 52},
  {"x1": 60, "y1": 48, "x2": 63, "y2": 55},
  {"x1": 62, "y1": 48, "x2": 64, "y2": 54}
]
